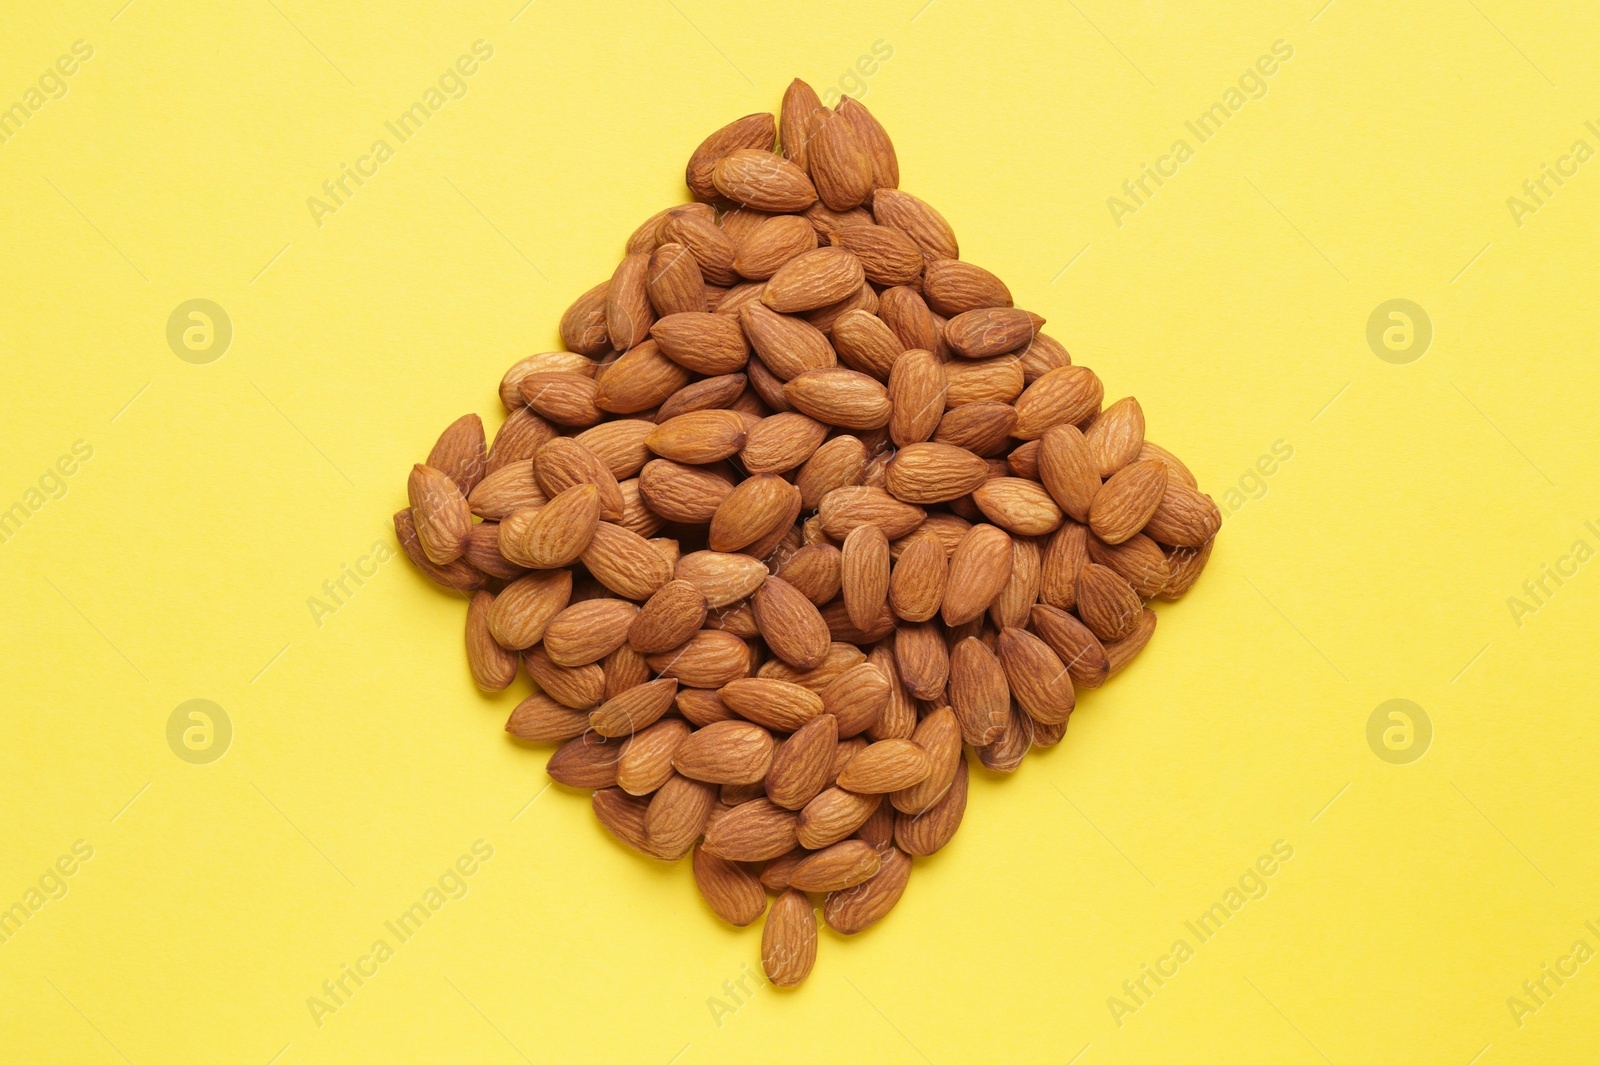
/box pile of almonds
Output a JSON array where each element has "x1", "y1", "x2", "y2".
[{"x1": 395, "y1": 78, "x2": 1219, "y2": 988}]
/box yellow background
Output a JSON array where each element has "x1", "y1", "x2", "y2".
[{"x1": 3, "y1": 1, "x2": 1597, "y2": 1061}]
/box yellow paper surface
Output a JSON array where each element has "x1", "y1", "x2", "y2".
[{"x1": 2, "y1": 2, "x2": 1597, "y2": 1062}]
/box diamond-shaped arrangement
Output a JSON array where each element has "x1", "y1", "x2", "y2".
[{"x1": 395, "y1": 78, "x2": 1220, "y2": 987}]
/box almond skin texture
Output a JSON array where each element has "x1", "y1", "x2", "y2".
[
  {"x1": 783, "y1": 368, "x2": 892, "y2": 430},
  {"x1": 505, "y1": 690, "x2": 589, "y2": 743},
  {"x1": 734, "y1": 214, "x2": 818, "y2": 280},
  {"x1": 712, "y1": 149, "x2": 818, "y2": 212},
  {"x1": 780, "y1": 78, "x2": 827, "y2": 171},
  {"x1": 534, "y1": 438, "x2": 625, "y2": 521},
  {"x1": 546, "y1": 732, "x2": 624, "y2": 789},
  {"x1": 997, "y1": 627, "x2": 1076, "y2": 725},
  {"x1": 693, "y1": 845, "x2": 767, "y2": 926},
  {"x1": 831, "y1": 308, "x2": 906, "y2": 380},
  {"x1": 871, "y1": 189, "x2": 959, "y2": 261},
  {"x1": 709, "y1": 474, "x2": 800, "y2": 553},
  {"x1": 841, "y1": 524, "x2": 891, "y2": 632},
  {"x1": 884, "y1": 442, "x2": 989, "y2": 504},
  {"x1": 820, "y1": 662, "x2": 892, "y2": 738},
  {"x1": 934, "y1": 401, "x2": 1018, "y2": 456},
  {"x1": 629, "y1": 580, "x2": 709, "y2": 654},
  {"x1": 808, "y1": 111, "x2": 874, "y2": 210},
  {"x1": 1085, "y1": 396, "x2": 1146, "y2": 477},
  {"x1": 644, "y1": 774, "x2": 718, "y2": 859},
  {"x1": 972, "y1": 478, "x2": 1064, "y2": 536},
  {"x1": 719, "y1": 678, "x2": 825, "y2": 731},
  {"x1": 1015, "y1": 366, "x2": 1106, "y2": 441},
  {"x1": 544, "y1": 598, "x2": 640, "y2": 667},
  {"x1": 818, "y1": 485, "x2": 926, "y2": 541},
  {"x1": 582, "y1": 522, "x2": 674, "y2": 600},
  {"x1": 525, "y1": 646, "x2": 605, "y2": 709},
  {"x1": 921, "y1": 259, "x2": 1012, "y2": 316},
  {"x1": 941, "y1": 524, "x2": 1014, "y2": 626},
  {"x1": 617, "y1": 718, "x2": 691, "y2": 796},
  {"x1": 518, "y1": 484, "x2": 600, "y2": 568},
  {"x1": 1089, "y1": 460, "x2": 1169, "y2": 545},
  {"x1": 1105, "y1": 607, "x2": 1158, "y2": 676},
  {"x1": 687, "y1": 114, "x2": 777, "y2": 201},
  {"x1": 638, "y1": 459, "x2": 735, "y2": 523},
  {"x1": 895, "y1": 754, "x2": 968, "y2": 856},
  {"x1": 887, "y1": 348, "x2": 948, "y2": 446},
  {"x1": 606, "y1": 253, "x2": 655, "y2": 352},
  {"x1": 485, "y1": 570, "x2": 572, "y2": 650},
  {"x1": 765, "y1": 713, "x2": 838, "y2": 809},
  {"x1": 894, "y1": 620, "x2": 950, "y2": 701},
  {"x1": 762, "y1": 889, "x2": 819, "y2": 987},
  {"x1": 824, "y1": 845, "x2": 911, "y2": 934},
  {"x1": 676, "y1": 551, "x2": 770, "y2": 608},
  {"x1": 890, "y1": 706, "x2": 962, "y2": 815},
  {"x1": 1087, "y1": 533, "x2": 1172, "y2": 597},
  {"x1": 798, "y1": 786, "x2": 882, "y2": 849},
  {"x1": 740, "y1": 302, "x2": 837, "y2": 379},
  {"x1": 1076, "y1": 563, "x2": 1145, "y2": 642},
  {"x1": 560, "y1": 281, "x2": 611, "y2": 355},
  {"x1": 647, "y1": 408, "x2": 749, "y2": 464},
  {"x1": 838, "y1": 98, "x2": 898, "y2": 188},
  {"x1": 763, "y1": 247, "x2": 865, "y2": 313},
  {"x1": 646, "y1": 242, "x2": 708, "y2": 317},
  {"x1": 944, "y1": 307, "x2": 1042, "y2": 359},
  {"x1": 949, "y1": 637, "x2": 1010, "y2": 745},
  {"x1": 650, "y1": 312, "x2": 751, "y2": 376},
  {"x1": 829, "y1": 226, "x2": 924, "y2": 286},
  {"x1": 740, "y1": 412, "x2": 828, "y2": 474},
  {"x1": 1038, "y1": 423, "x2": 1101, "y2": 522},
  {"x1": 704, "y1": 798, "x2": 800, "y2": 861},
  {"x1": 1030, "y1": 603, "x2": 1111, "y2": 689},
  {"x1": 752, "y1": 575, "x2": 832, "y2": 670},
  {"x1": 1158, "y1": 538, "x2": 1215, "y2": 600},
  {"x1": 647, "y1": 629, "x2": 752, "y2": 688},
  {"x1": 408, "y1": 464, "x2": 471, "y2": 565},
  {"x1": 674, "y1": 720, "x2": 776, "y2": 785},
  {"x1": 1143, "y1": 480, "x2": 1223, "y2": 547},
  {"x1": 466, "y1": 592, "x2": 519, "y2": 691},
  {"x1": 889, "y1": 527, "x2": 948, "y2": 622},
  {"x1": 428, "y1": 414, "x2": 488, "y2": 495},
  {"x1": 789, "y1": 839, "x2": 881, "y2": 891},
  {"x1": 835, "y1": 738, "x2": 931, "y2": 793}
]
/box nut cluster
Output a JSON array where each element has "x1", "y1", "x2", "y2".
[{"x1": 395, "y1": 78, "x2": 1219, "y2": 987}]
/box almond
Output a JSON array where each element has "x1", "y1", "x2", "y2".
[
  {"x1": 1143, "y1": 480, "x2": 1222, "y2": 547},
  {"x1": 464, "y1": 522, "x2": 525, "y2": 579},
  {"x1": 944, "y1": 307, "x2": 1042, "y2": 359},
  {"x1": 886, "y1": 348, "x2": 948, "y2": 446},
  {"x1": 836, "y1": 97, "x2": 898, "y2": 189},
  {"x1": 678, "y1": 688, "x2": 736, "y2": 727},
  {"x1": 594, "y1": 340, "x2": 691, "y2": 415},
  {"x1": 1089, "y1": 460, "x2": 1168, "y2": 544},
  {"x1": 544, "y1": 598, "x2": 639, "y2": 667},
  {"x1": 719, "y1": 677, "x2": 824, "y2": 731},
  {"x1": 765, "y1": 713, "x2": 838, "y2": 809},
  {"x1": 808, "y1": 111, "x2": 873, "y2": 210},
  {"x1": 687, "y1": 113, "x2": 777, "y2": 201},
  {"x1": 590, "y1": 676, "x2": 679, "y2": 738},
  {"x1": 829, "y1": 226, "x2": 923, "y2": 286},
  {"x1": 893, "y1": 620, "x2": 950, "y2": 701},
  {"x1": 942, "y1": 523, "x2": 1014, "y2": 626},
  {"x1": 780, "y1": 78, "x2": 827, "y2": 171},
  {"x1": 534, "y1": 438, "x2": 625, "y2": 521},
  {"x1": 673, "y1": 719, "x2": 775, "y2": 785},
  {"x1": 704, "y1": 797, "x2": 800, "y2": 861},
  {"x1": 819, "y1": 661, "x2": 892, "y2": 738},
  {"x1": 1039, "y1": 520, "x2": 1088, "y2": 610},
  {"x1": 580, "y1": 522, "x2": 673, "y2": 600},
  {"x1": 1037, "y1": 423, "x2": 1100, "y2": 522},
  {"x1": 1158, "y1": 538, "x2": 1215, "y2": 600},
  {"x1": 644, "y1": 774, "x2": 718, "y2": 859},
  {"x1": 660, "y1": 207, "x2": 739, "y2": 285},
  {"x1": 1085, "y1": 396, "x2": 1145, "y2": 477},
  {"x1": 835, "y1": 738, "x2": 930, "y2": 793},
  {"x1": 977, "y1": 703, "x2": 1034, "y2": 773},
  {"x1": 933, "y1": 400, "x2": 1017, "y2": 456},
  {"x1": 888, "y1": 527, "x2": 948, "y2": 622},
  {"x1": 796, "y1": 436, "x2": 868, "y2": 508},
  {"x1": 733, "y1": 214, "x2": 817, "y2": 279},
  {"x1": 428, "y1": 414, "x2": 488, "y2": 495},
  {"x1": 738, "y1": 302, "x2": 836, "y2": 380},
  {"x1": 592, "y1": 788, "x2": 658, "y2": 855},
  {"x1": 408, "y1": 464, "x2": 472, "y2": 565},
  {"x1": 803, "y1": 279, "x2": 878, "y2": 333},
  {"x1": 546, "y1": 731, "x2": 624, "y2": 788},
  {"x1": 1137, "y1": 440, "x2": 1198, "y2": 488},
  {"x1": 649, "y1": 312, "x2": 750, "y2": 376},
  {"x1": 646, "y1": 241, "x2": 708, "y2": 317},
  {"x1": 712, "y1": 149, "x2": 818, "y2": 212},
  {"x1": 895, "y1": 753, "x2": 967, "y2": 856},
  {"x1": 617, "y1": 718, "x2": 691, "y2": 795},
  {"x1": 943, "y1": 355, "x2": 1024, "y2": 407},
  {"x1": 1075, "y1": 563, "x2": 1144, "y2": 642},
  {"x1": 674, "y1": 552, "x2": 771, "y2": 610},
  {"x1": 890, "y1": 706, "x2": 962, "y2": 815},
  {"x1": 751, "y1": 575, "x2": 831, "y2": 669},
  {"x1": 513, "y1": 484, "x2": 599, "y2": 569},
  {"x1": 560, "y1": 281, "x2": 611, "y2": 356},
  {"x1": 1087, "y1": 533, "x2": 1171, "y2": 597},
  {"x1": 823, "y1": 845, "x2": 910, "y2": 934},
  {"x1": 466, "y1": 591, "x2": 519, "y2": 691},
  {"x1": 708, "y1": 474, "x2": 800, "y2": 553},
  {"x1": 1029, "y1": 603, "x2": 1109, "y2": 689},
  {"x1": 485, "y1": 569, "x2": 571, "y2": 649},
  {"x1": 818, "y1": 485, "x2": 926, "y2": 540},
  {"x1": 921, "y1": 258, "x2": 1012, "y2": 316},
  {"x1": 628, "y1": 580, "x2": 709, "y2": 654},
  {"x1": 762, "y1": 888, "x2": 818, "y2": 987},
  {"x1": 606, "y1": 252, "x2": 654, "y2": 351},
  {"x1": 647, "y1": 629, "x2": 752, "y2": 688},
  {"x1": 505, "y1": 690, "x2": 590, "y2": 743},
  {"x1": 972, "y1": 477, "x2": 1064, "y2": 536},
  {"x1": 798, "y1": 787, "x2": 881, "y2": 849},
  {"x1": 645, "y1": 408, "x2": 748, "y2": 464},
  {"x1": 487, "y1": 406, "x2": 559, "y2": 474},
  {"x1": 658, "y1": 373, "x2": 747, "y2": 422},
  {"x1": 762, "y1": 247, "x2": 865, "y2": 313},
  {"x1": 1105, "y1": 607, "x2": 1158, "y2": 676},
  {"x1": 988, "y1": 534, "x2": 1041, "y2": 630},
  {"x1": 1016, "y1": 331, "x2": 1072, "y2": 383},
  {"x1": 525, "y1": 645, "x2": 606, "y2": 708},
  {"x1": 949, "y1": 637, "x2": 1009, "y2": 745},
  {"x1": 789, "y1": 839, "x2": 880, "y2": 892},
  {"x1": 830, "y1": 308, "x2": 906, "y2": 379},
  {"x1": 871, "y1": 189, "x2": 958, "y2": 261},
  {"x1": 693, "y1": 845, "x2": 767, "y2": 926},
  {"x1": 997, "y1": 627, "x2": 1075, "y2": 725},
  {"x1": 740, "y1": 412, "x2": 828, "y2": 473},
  {"x1": 638, "y1": 458, "x2": 735, "y2": 522},
  {"x1": 1015, "y1": 366, "x2": 1105, "y2": 441},
  {"x1": 841, "y1": 524, "x2": 891, "y2": 632},
  {"x1": 467, "y1": 461, "x2": 546, "y2": 521}
]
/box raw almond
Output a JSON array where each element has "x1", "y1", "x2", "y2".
[
  {"x1": 1075, "y1": 563, "x2": 1145, "y2": 642},
  {"x1": 1143, "y1": 480, "x2": 1222, "y2": 547},
  {"x1": 638, "y1": 459, "x2": 735, "y2": 523},
  {"x1": 921, "y1": 258, "x2": 1012, "y2": 316},
  {"x1": 525, "y1": 646, "x2": 606, "y2": 709},
  {"x1": 646, "y1": 629, "x2": 752, "y2": 688},
  {"x1": 949, "y1": 637, "x2": 1010, "y2": 745},
  {"x1": 808, "y1": 111, "x2": 873, "y2": 210},
  {"x1": 617, "y1": 718, "x2": 691, "y2": 795},
  {"x1": 764, "y1": 713, "x2": 838, "y2": 809},
  {"x1": 544, "y1": 598, "x2": 639, "y2": 667},
  {"x1": 606, "y1": 252, "x2": 655, "y2": 351},
  {"x1": 582, "y1": 522, "x2": 674, "y2": 600},
  {"x1": 871, "y1": 189, "x2": 958, "y2": 261},
  {"x1": 704, "y1": 797, "x2": 800, "y2": 861},
  {"x1": 997, "y1": 627, "x2": 1075, "y2": 725},
  {"x1": 590, "y1": 677, "x2": 679, "y2": 738},
  {"x1": 466, "y1": 591, "x2": 519, "y2": 691},
  {"x1": 830, "y1": 308, "x2": 905, "y2": 380},
  {"x1": 740, "y1": 412, "x2": 828, "y2": 474},
  {"x1": 547, "y1": 732, "x2": 624, "y2": 788},
  {"x1": 796, "y1": 436, "x2": 868, "y2": 508},
  {"x1": 505, "y1": 690, "x2": 590, "y2": 743},
  {"x1": 1015, "y1": 367, "x2": 1105, "y2": 441},
  {"x1": 516, "y1": 484, "x2": 600, "y2": 569},
  {"x1": 712, "y1": 149, "x2": 818, "y2": 212},
  {"x1": 841, "y1": 524, "x2": 891, "y2": 632},
  {"x1": 971, "y1": 478, "x2": 1064, "y2": 536},
  {"x1": 708, "y1": 474, "x2": 800, "y2": 553},
  {"x1": 719, "y1": 677, "x2": 824, "y2": 731},
  {"x1": 1089, "y1": 460, "x2": 1168, "y2": 544},
  {"x1": 733, "y1": 214, "x2": 817, "y2": 279},
  {"x1": 886, "y1": 348, "x2": 948, "y2": 446},
  {"x1": 818, "y1": 485, "x2": 926, "y2": 541},
  {"x1": 890, "y1": 706, "x2": 962, "y2": 815},
  {"x1": 752, "y1": 575, "x2": 831, "y2": 669},
  {"x1": 762, "y1": 888, "x2": 818, "y2": 987},
  {"x1": 428, "y1": 414, "x2": 488, "y2": 495},
  {"x1": 650, "y1": 312, "x2": 750, "y2": 376},
  {"x1": 1085, "y1": 396, "x2": 1145, "y2": 477},
  {"x1": 895, "y1": 754, "x2": 967, "y2": 856},
  {"x1": 829, "y1": 226, "x2": 923, "y2": 286},
  {"x1": 797, "y1": 786, "x2": 881, "y2": 849},
  {"x1": 1105, "y1": 607, "x2": 1158, "y2": 676},
  {"x1": 762, "y1": 247, "x2": 865, "y2": 313},
  {"x1": 823, "y1": 845, "x2": 910, "y2": 934},
  {"x1": 644, "y1": 774, "x2": 718, "y2": 859},
  {"x1": 485, "y1": 570, "x2": 572, "y2": 649},
  {"x1": 693, "y1": 845, "x2": 767, "y2": 926},
  {"x1": 560, "y1": 281, "x2": 611, "y2": 356},
  {"x1": 673, "y1": 719, "x2": 776, "y2": 785},
  {"x1": 789, "y1": 839, "x2": 880, "y2": 891},
  {"x1": 835, "y1": 738, "x2": 931, "y2": 793},
  {"x1": 941, "y1": 523, "x2": 1013, "y2": 626},
  {"x1": 944, "y1": 307, "x2": 1042, "y2": 359},
  {"x1": 629, "y1": 580, "x2": 709, "y2": 654},
  {"x1": 534, "y1": 438, "x2": 625, "y2": 521},
  {"x1": 408, "y1": 464, "x2": 472, "y2": 565}
]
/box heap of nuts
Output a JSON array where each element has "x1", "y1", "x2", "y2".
[{"x1": 394, "y1": 78, "x2": 1219, "y2": 988}]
